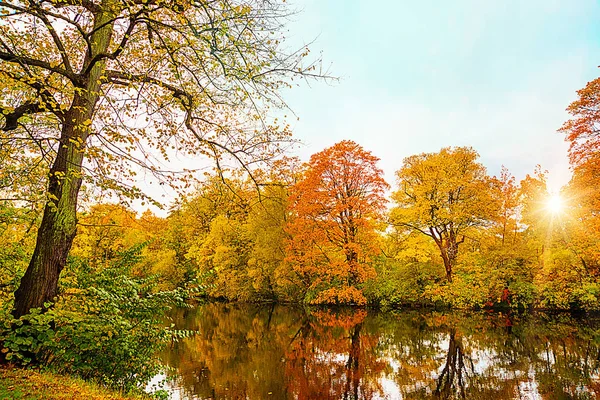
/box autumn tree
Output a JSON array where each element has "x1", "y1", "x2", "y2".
[
  {"x1": 245, "y1": 176, "x2": 293, "y2": 301},
  {"x1": 0, "y1": 0, "x2": 325, "y2": 317},
  {"x1": 70, "y1": 204, "x2": 140, "y2": 268},
  {"x1": 285, "y1": 140, "x2": 388, "y2": 304},
  {"x1": 391, "y1": 147, "x2": 497, "y2": 282},
  {"x1": 559, "y1": 76, "x2": 600, "y2": 170},
  {"x1": 69, "y1": 205, "x2": 181, "y2": 289},
  {"x1": 177, "y1": 173, "x2": 252, "y2": 299},
  {"x1": 164, "y1": 162, "x2": 298, "y2": 301},
  {"x1": 492, "y1": 166, "x2": 519, "y2": 249},
  {"x1": 518, "y1": 166, "x2": 550, "y2": 229},
  {"x1": 559, "y1": 76, "x2": 600, "y2": 275},
  {"x1": 516, "y1": 167, "x2": 595, "y2": 309}
]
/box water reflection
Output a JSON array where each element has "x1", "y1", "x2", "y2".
[{"x1": 160, "y1": 304, "x2": 600, "y2": 399}]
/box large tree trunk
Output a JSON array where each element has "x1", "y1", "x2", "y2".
[
  {"x1": 438, "y1": 242, "x2": 458, "y2": 283},
  {"x1": 429, "y1": 227, "x2": 460, "y2": 283},
  {"x1": 12, "y1": 123, "x2": 84, "y2": 318},
  {"x1": 434, "y1": 234, "x2": 461, "y2": 283},
  {"x1": 12, "y1": 6, "x2": 115, "y2": 318},
  {"x1": 440, "y1": 247, "x2": 453, "y2": 283}
]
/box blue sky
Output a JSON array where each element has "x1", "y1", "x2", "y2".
[{"x1": 281, "y1": 0, "x2": 600, "y2": 192}]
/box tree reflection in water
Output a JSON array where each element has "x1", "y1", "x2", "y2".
[{"x1": 159, "y1": 304, "x2": 600, "y2": 399}]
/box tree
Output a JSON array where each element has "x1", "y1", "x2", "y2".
[
  {"x1": 167, "y1": 168, "x2": 293, "y2": 301},
  {"x1": 177, "y1": 172, "x2": 252, "y2": 300},
  {"x1": 391, "y1": 147, "x2": 496, "y2": 282},
  {"x1": 70, "y1": 204, "x2": 141, "y2": 268},
  {"x1": 559, "y1": 76, "x2": 600, "y2": 273},
  {"x1": 245, "y1": 183, "x2": 290, "y2": 300},
  {"x1": 0, "y1": 0, "x2": 324, "y2": 317},
  {"x1": 519, "y1": 166, "x2": 549, "y2": 228},
  {"x1": 69, "y1": 205, "x2": 181, "y2": 289},
  {"x1": 492, "y1": 166, "x2": 519, "y2": 249},
  {"x1": 559, "y1": 76, "x2": 600, "y2": 171},
  {"x1": 285, "y1": 140, "x2": 388, "y2": 304}
]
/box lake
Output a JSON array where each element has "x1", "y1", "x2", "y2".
[{"x1": 154, "y1": 303, "x2": 600, "y2": 399}]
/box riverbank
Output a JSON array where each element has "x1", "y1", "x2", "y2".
[{"x1": 0, "y1": 367, "x2": 146, "y2": 400}]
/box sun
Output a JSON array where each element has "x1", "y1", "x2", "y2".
[{"x1": 546, "y1": 194, "x2": 564, "y2": 214}]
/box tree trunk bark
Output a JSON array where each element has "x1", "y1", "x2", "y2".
[
  {"x1": 12, "y1": 125, "x2": 83, "y2": 317},
  {"x1": 439, "y1": 245, "x2": 454, "y2": 282},
  {"x1": 12, "y1": 4, "x2": 115, "y2": 318}
]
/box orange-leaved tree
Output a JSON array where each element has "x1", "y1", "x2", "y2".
[
  {"x1": 559, "y1": 76, "x2": 600, "y2": 170},
  {"x1": 559, "y1": 76, "x2": 600, "y2": 216},
  {"x1": 558, "y1": 76, "x2": 600, "y2": 275},
  {"x1": 285, "y1": 141, "x2": 388, "y2": 305}
]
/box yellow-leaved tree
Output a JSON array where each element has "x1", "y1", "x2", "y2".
[
  {"x1": 391, "y1": 147, "x2": 497, "y2": 282},
  {"x1": 0, "y1": 0, "x2": 326, "y2": 317}
]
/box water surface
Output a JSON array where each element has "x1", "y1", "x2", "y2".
[{"x1": 158, "y1": 303, "x2": 600, "y2": 399}]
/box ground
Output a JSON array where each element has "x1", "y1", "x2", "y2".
[{"x1": 0, "y1": 367, "x2": 143, "y2": 400}]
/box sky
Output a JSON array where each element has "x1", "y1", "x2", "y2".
[
  {"x1": 278, "y1": 0, "x2": 600, "y2": 193},
  {"x1": 133, "y1": 0, "x2": 600, "y2": 215}
]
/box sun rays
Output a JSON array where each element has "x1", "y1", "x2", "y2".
[{"x1": 546, "y1": 194, "x2": 565, "y2": 215}]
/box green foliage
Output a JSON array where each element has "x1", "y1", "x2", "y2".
[
  {"x1": 535, "y1": 249, "x2": 600, "y2": 311},
  {"x1": 363, "y1": 256, "x2": 441, "y2": 307},
  {"x1": 0, "y1": 202, "x2": 39, "y2": 297},
  {"x1": 365, "y1": 233, "x2": 539, "y2": 310},
  {"x1": 0, "y1": 244, "x2": 196, "y2": 393}
]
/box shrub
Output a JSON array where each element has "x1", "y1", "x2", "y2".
[{"x1": 1, "y1": 243, "x2": 198, "y2": 393}]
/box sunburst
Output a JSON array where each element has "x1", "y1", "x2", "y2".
[{"x1": 546, "y1": 194, "x2": 564, "y2": 214}]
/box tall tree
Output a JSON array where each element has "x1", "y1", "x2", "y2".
[
  {"x1": 0, "y1": 0, "x2": 324, "y2": 317},
  {"x1": 391, "y1": 147, "x2": 496, "y2": 282},
  {"x1": 559, "y1": 76, "x2": 600, "y2": 171},
  {"x1": 518, "y1": 166, "x2": 550, "y2": 230},
  {"x1": 245, "y1": 183, "x2": 290, "y2": 300},
  {"x1": 559, "y1": 75, "x2": 600, "y2": 224},
  {"x1": 285, "y1": 140, "x2": 388, "y2": 304},
  {"x1": 493, "y1": 166, "x2": 519, "y2": 248},
  {"x1": 558, "y1": 76, "x2": 600, "y2": 276}
]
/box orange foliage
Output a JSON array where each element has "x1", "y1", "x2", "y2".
[
  {"x1": 311, "y1": 308, "x2": 367, "y2": 328},
  {"x1": 559, "y1": 76, "x2": 600, "y2": 274},
  {"x1": 559, "y1": 76, "x2": 600, "y2": 217},
  {"x1": 559, "y1": 76, "x2": 600, "y2": 168},
  {"x1": 560, "y1": 76, "x2": 600, "y2": 219},
  {"x1": 285, "y1": 309, "x2": 386, "y2": 400},
  {"x1": 285, "y1": 141, "x2": 389, "y2": 304}
]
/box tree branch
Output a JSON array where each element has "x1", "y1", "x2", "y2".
[
  {"x1": 0, "y1": 70, "x2": 67, "y2": 122},
  {"x1": 54, "y1": 0, "x2": 101, "y2": 13},
  {"x1": 1, "y1": 102, "x2": 42, "y2": 131},
  {"x1": 0, "y1": 43, "x2": 80, "y2": 85},
  {"x1": 104, "y1": 70, "x2": 194, "y2": 106},
  {"x1": 33, "y1": 6, "x2": 75, "y2": 74},
  {"x1": 83, "y1": 12, "x2": 146, "y2": 75}
]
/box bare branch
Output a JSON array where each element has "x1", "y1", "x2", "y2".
[{"x1": 104, "y1": 70, "x2": 194, "y2": 106}]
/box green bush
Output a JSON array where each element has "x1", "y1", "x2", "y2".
[
  {"x1": 363, "y1": 256, "x2": 441, "y2": 307},
  {"x1": 0, "y1": 243, "x2": 198, "y2": 393}
]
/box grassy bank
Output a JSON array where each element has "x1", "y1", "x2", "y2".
[{"x1": 0, "y1": 367, "x2": 145, "y2": 400}]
